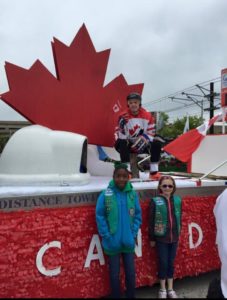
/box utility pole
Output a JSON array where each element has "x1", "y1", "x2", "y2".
[{"x1": 209, "y1": 82, "x2": 214, "y2": 134}]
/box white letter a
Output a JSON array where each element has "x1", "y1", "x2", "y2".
[{"x1": 84, "y1": 234, "x2": 105, "y2": 268}]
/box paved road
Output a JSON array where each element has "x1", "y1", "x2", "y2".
[{"x1": 135, "y1": 270, "x2": 220, "y2": 298}]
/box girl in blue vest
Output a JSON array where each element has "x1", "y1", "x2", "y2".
[
  {"x1": 149, "y1": 175, "x2": 182, "y2": 299},
  {"x1": 96, "y1": 162, "x2": 142, "y2": 298}
]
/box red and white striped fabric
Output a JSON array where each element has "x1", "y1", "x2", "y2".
[{"x1": 163, "y1": 113, "x2": 224, "y2": 162}]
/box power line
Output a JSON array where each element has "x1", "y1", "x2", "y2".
[
  {"x1": 144, "y1": 77, "x2": 221, "y2": 121},
  {"x1": 144, "y1": 77, "x2": 221, "y2": 106}
]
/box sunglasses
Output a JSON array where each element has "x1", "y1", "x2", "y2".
[{"x1": 161, "y1": 184, "x2": 174, "y2": 189}]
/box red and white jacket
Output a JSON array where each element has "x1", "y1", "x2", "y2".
[{"x1": 115, "y1": 107, "x2": 156, "y2": 143}]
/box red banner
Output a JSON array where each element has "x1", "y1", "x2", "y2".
[
  {"x1": 0, "y1": 195, "x2": 220, "y2": 298},
  {"x1": 221, "y1": 68, "x2": 227, "y2": 107}
]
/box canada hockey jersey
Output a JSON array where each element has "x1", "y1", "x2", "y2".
[{"x1": 115, "y1": 107, "x2": 156, "y2": 143}]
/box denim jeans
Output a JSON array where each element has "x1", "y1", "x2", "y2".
[
  {"x1": 108, "y1": 252, "x2": 135, "y2": 298},
  {"x1": 156, "y1": 241, "x2": 178, "y2": 279}
]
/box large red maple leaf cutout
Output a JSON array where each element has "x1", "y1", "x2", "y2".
[{"x1": 1, "y1": 24, "x2": 143, "y2": 146}]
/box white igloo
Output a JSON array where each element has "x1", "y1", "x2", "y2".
[{"x1": 0, "y1": 125, "x2": 90, "y2": 186}]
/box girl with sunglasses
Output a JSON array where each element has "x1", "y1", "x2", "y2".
[{"x1": 149, "y1": 175, "x2": 182, "y2": 298}]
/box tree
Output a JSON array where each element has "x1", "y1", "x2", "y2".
[
  {"x1": 157, "y1": 114, "x2": 203, "y2": 173},
  {"x1": 157, "y1": 114, "x2": 203, "y2": 139}
]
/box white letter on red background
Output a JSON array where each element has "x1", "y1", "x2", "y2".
[
  {"x1": 36, "y1": 241, "x2": 61, "y2": 276},
  {"x1": 188, "y1": 222, "x2": 203, "y2": 249},
  {"x1": 84, "y1": 234, "x2": 105, "y2": 268}
]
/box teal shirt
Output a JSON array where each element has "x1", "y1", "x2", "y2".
[{"x1": 96, "y1": 180, "x2": 142, "y2": 255}]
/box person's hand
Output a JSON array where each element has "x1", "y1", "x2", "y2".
[
  {"x1": 131, "y1": 135, "x2": 149, "y2": 154},
  {"x1": 118, "y1": 113, "x2": 129, "y2": 130},
  {"x1": 119, "y1": 116, "x2": 126, "y2": 130},
  {"x1": 150, "y1": 241, "x2": 156, "y2": 247}
]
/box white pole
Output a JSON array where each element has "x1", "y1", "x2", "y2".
[
  {"x1": 199, "y1": 158, "x2": 227, "y2": 180},
  {"x1": 138, "y1": 155, "x2": 151, "y2": 165}
]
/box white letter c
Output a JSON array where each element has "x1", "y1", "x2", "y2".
[{"x1": 36, "y1": 241, "x2": 61, "y2": 276}]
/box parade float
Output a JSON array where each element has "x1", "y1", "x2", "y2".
[{"x1": 0, "y1": 24, "x2": 226, "y2": 298}]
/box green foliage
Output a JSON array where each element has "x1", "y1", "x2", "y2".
[
  {"x1": 159, "y1": 156, "x2": 187, "y2": 172},
  {"x1": 157, "y1": 113, "x2": 203, "y2": 139},
  {"x1": 155, "y1": 113, "x2": 203, "y2": 172}
]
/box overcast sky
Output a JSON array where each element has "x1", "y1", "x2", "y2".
[{"x1": 1, "y1": 0, "x2": 227, "y2": 121}]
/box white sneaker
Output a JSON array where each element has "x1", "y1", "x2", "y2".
[
  {"x1": 158, "y1": 289, "x2": 167, "y2": 298},
  {"x1": 167, "y1": 290, "x2": 178, "y2": 298}
]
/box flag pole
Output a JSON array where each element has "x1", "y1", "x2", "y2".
[
  {"x1": 199, "y1": 158, "x2": 227, "y2": 180},
  {"x1": 183, "y1": 113, "x2": 189, "y2": 134},
  {"x1": 137, "y1": 155, "x2": 151, "y2": 166}
]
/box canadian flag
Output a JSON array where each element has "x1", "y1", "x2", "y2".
[{"x1": 163, "y1": 112, "x2": 224, "y2": 162}]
